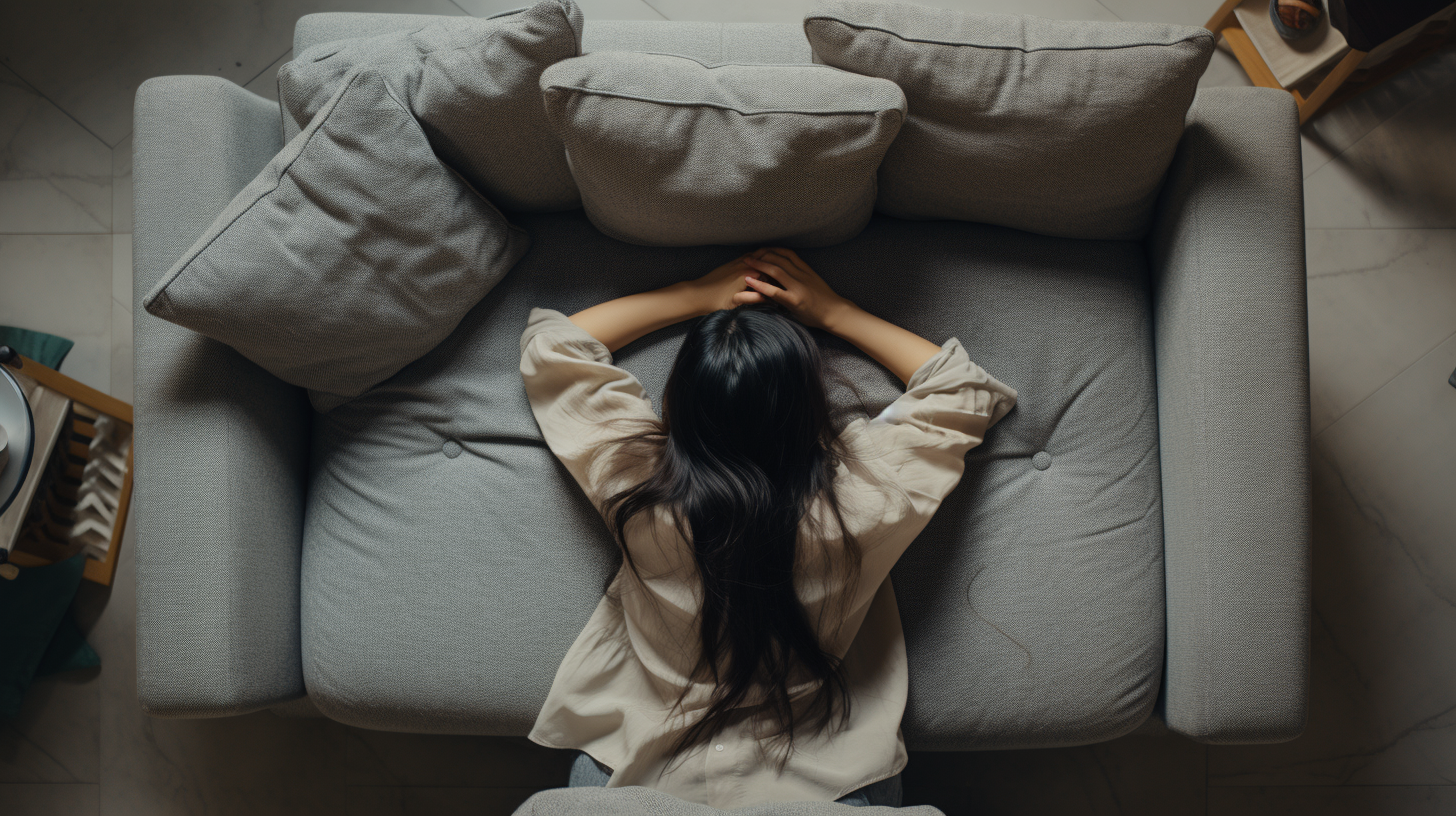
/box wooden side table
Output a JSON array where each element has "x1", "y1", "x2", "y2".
[
  {"x1": 1207, "y1": 0, "x2": 1456, "y2": 124},
  {"x1": 0, "y1": 350, "x2": 133, "y2": 587}
]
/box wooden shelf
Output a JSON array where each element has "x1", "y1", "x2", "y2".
[
  {"x1": 0, "y1": 354, "x2": 133, "y2": 587},
  {"x1": 1207, "y1": 0, "x2": 1455, "y2": 125}
]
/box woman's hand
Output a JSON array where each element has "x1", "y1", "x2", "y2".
[
  {"x1": 684, "y1": 250, "x2": 775, "y2": 314},
  {"x1": 739, "y1": 248, "x2": 852, "y2": 331}
]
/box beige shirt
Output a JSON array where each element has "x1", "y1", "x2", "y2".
[{"x1": 519, "y1": 307, "x2": 1016, "y2": 808}]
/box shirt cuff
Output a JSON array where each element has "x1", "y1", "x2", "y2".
[{"x1": 521, "y1": 307, "x2": 613, "y2": 365}]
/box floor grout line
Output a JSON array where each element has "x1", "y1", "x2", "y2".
[
  {"x1": 1092, "y1": 0, "x2": 1125, "y2": 22},
  {"x1": 1312, "y1": 325, "x2": 1456, "y2": 442},
  {"x1": 0, "y1": 61, "x2": 117, "y2": 150},
  {"x1": 240, "y1": 47, "x2": 293, "y2": 92}
]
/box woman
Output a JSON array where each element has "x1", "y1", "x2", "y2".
[{"x1": 520, "y1": 247, "x2": 1016, "y2": 808}]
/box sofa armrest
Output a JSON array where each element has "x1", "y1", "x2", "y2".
[
  {"x1": 133, "y1": 76, "x2": 310, "y2": 717},
  {"x1": 1147, "y1": 86, "x2": 1311, "y2": 743}
]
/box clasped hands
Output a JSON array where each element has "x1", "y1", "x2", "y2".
[{"x1": 683, "y1": 247, "x2": 850, "y2": 332}]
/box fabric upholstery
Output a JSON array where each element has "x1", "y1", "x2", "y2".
[
  {"x1": 1147, "y1": 87, "x2": 1310, "y2": 744},
  {"x1": 804, "y1": 0, "x2": 1213, "y2": 240},
  {"x1": 511, "y1": 786, "x2": 943, "y2": 815},
  {"x1": 143, "y1": 69, "x2": 528, "y2": 413},
  {"x1": 132, "y1": 75, "x2": 309, "y2": 716},
  {"x1": 539, "y1": 52, "x2": 904, "y2": 247},
  {"x1": 292, "y1": 16, "x2": 814, "y2": 64},
  {"x1": 302, "y1": 210, "x2": 1164, "y2": 749},
  {"x1": 286, "y1": 14, "x2": 814, "y2": 143},
  {"x1": 279, "y1": 0, "x2": 584, "y2": 213}
]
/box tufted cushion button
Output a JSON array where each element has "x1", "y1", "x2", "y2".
[
  {"x1": 442, "y1": 440, "x2": 463, "y2": 459},
  {"x1": 1032, "y1": 451, "x2": 1052, "y2": 471}
]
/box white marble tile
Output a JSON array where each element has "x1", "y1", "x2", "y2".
[
  {"x1": 455, "y1": 0, "x2": 667, "y2": 20},
  {"x1": 111, "y1": 234, "x2": 132, "y2": 314},
  {"x1": 1209, "y1": 336, "x2": 1456, "y2": 786},
  {"x1": 0, "y1": 235, "x2": 112, "y2": 394},
  {"x1": 1306, "y1": 229, "x2": 1456, "y2": 434},
  {"x1": 1211, "y1": 786, "x2": 1456, "y2": 815},
  {"x1": 0, "y1": 0, "x2": 466, "y2": 148},
  {"x1": 0, "y1": 783, "x2": 99, "y2": 816},
  {"x1": 0, "y1": 65, "x2": 111, "y2": 234},
  {"x1": 905, "y1": 733, "x2": 1206, "y2": 814},
  {"x1": 1300, "y1": 47, "x2": 1456, "y2": 180},
  {"x1": 1091, "y1": 0, "x2": 1211, "y2": 26},
  {"x1": 645, "y1": 0, "x2": 1120, "y2": 24},
  {"x1": 0, "y1": 672, "x2": 101, "y2": 784},
  {"x1": 110, "y1": 300, "x2": 133, "y2": 405},
  {"x1": 1304, "y1": 75, "x2": 1456, "y2": 229},
  {"x1": 340, "y1": 731, "x2": 569, "y2": 789},
  {"x1": 92, "y1": 514, "x2": 356, "y2": 816},
  {"x1": 242, "y1": 49, "x2": 292, "y2": 103},
  {"x1": 112, "y1": 134, "x2": 132, "y2": 235}
]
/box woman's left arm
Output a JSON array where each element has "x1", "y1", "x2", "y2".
[{"x1": 569, "y1": 250, "x2": 772, "y2": 352}]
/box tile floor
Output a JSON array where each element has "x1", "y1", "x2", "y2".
[{"x1": 2, "y1": 0, "x2": 1454, "y2": 813}]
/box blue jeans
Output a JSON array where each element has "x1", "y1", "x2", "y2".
[{"x1": 568, "y1": 751, "x2": 904, "y2": 807}]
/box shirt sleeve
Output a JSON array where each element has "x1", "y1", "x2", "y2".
[
  {"x1": 867, "y1": 336, "x2": 1017, "y2": 515},
  {"x1": 520, "y1": 307, "x2": 661, "y2": 510},
  {"x1": 837, "y1": 337, "x2": 1018, "y2": 592}
]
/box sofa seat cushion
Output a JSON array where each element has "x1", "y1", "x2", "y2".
[
  {"x1": 301, "y1": 211, "x2": 1163, "y2": 748},
  {"x1": 540, "y1": 51, "x2": 906, "y2": 247}
]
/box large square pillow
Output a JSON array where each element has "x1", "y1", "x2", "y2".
[
  {"x1": 804, "y1": 0, "x2": 1214, "y2": 240},
  {"x1": 143, "y1": 69, "x2": 529, "y2": 413},
  {"x1": 539, "y1": 51, "x2": 906, "y2": 248},
  {"x1": 278, "y1": 0, "x2": 584, "y2": 213}
]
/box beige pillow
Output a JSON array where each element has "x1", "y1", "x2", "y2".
[
  {"x1": 805, "y1": 0, "x2": 1214, "y2": 240},
  {"x1": 539, "y1": 51, "x2": 906, "y2": 247},
  {"x1": 144, "y1": 70, "x2": 529, "y2": 412},
  {"x1": 278, "y1": 0, "x2": 584, "y2": 213}
]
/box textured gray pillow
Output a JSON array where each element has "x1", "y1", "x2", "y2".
[
  {"x1": 143, "y1": 69, "x2": 530, "y2": 412},
  {"x1": 804, "y1": 0, "x2": 1214, "y2": 240},
  {"x1": 539, "y1": 51, "x2": 906, "y2": 248},
  {"x1": 278, "y1": 0, "x2": 584, "y2": 213}
]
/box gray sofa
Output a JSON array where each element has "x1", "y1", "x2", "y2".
[{"x1": 132, "y1": 8, "x2": 1310, "y2": 774}]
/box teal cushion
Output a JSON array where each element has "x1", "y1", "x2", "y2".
[{"x1": 0, "y1": 327, "x2": 73, "y2": 369}]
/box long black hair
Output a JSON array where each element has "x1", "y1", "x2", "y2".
[{"x1": 599, "y1": 302, "x2": 864, "y2": 770}]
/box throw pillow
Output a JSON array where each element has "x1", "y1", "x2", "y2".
[
  {"x1": 143, "y1": 69, "x2": 530, "y2": 413},
  {"x1": 804, "y1": 0, "x2": 1215, "y2": 240},
  {"x1": 539, "y1": 51, "x2": 906, "y2": 248},
  {"x1": 278, "y1": 0, "x2": 584, "y2": 213}
]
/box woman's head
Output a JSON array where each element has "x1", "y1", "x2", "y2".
[
  {"x1": 663, "y1": 303, "x2": 833, "y2": 487},
  {"x1": 601, "y1": 303, "x2": 862, "y2": 771}
]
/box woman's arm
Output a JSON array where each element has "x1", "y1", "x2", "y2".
[
  {"x1": 568, "y1": 252, "x2": 769, "y2": 353},
  {"x1": 742, "y1": 249, "x2": 941, "y2": 386}
]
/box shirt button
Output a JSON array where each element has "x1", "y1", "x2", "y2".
[{"x1": 715, "y1": 744, "x2": 725, "y2": 752}]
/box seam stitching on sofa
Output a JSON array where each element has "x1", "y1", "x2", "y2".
[
  {"x1": 804, "y1": 17, "x2": 1213, "y2": 53},
  {"x1": 543, "y1": 85, "x2": 896, "y2": 116}
]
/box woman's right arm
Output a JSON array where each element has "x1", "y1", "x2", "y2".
[{"x1": 741, "y1": 248, "x2": 941, "y2": 385}]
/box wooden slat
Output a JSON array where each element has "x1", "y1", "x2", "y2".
[
  {"x1": 4, "y1": 354, "x2": 133, "y2": 424},
  {"x1": 1222, "y1": 26, "x2": 1285, "y2": 89},
  {"x1": 1205, "y1": 0, "x2": 1245, "y2": 32},
  {"x1": 1298, "y1": 47, "x2": 1368, "y2": 124},
  {"x1": 84, "y1": 443, "x2": 132, "y2": 587}
]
